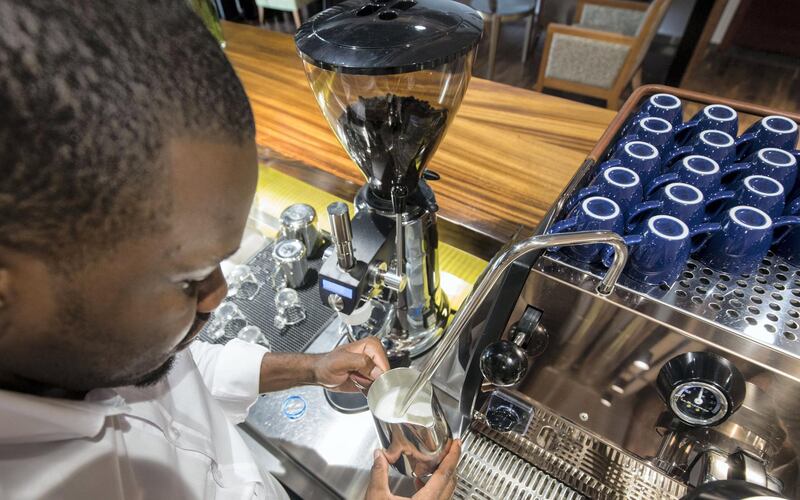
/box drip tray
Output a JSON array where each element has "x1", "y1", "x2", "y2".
[{"x1": 325, "y1": 390, "x2": 368, "y2": 413}]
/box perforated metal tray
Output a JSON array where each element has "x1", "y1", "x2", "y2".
[
  {"x1": 456, "y1": 430, "x2": 583, "y2": 500},
  {"x1": 469, "y1": 403, "x2": 687, "y2": 500},
  {"x1": 544, "y1": 250, "x2": 800, "y2": 361},
  {"x1": 536, "y1": 85, "x2": 800, "y2": 373}
]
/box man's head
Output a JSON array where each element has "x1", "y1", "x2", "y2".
[{"x1": 0, "y1": 1, "x2": 258, "y2": 394}]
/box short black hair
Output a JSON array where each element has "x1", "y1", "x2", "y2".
[{"x1": 0, "y1": 0, "x2": 255, "y2": 262}]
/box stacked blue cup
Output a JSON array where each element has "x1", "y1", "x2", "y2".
[{"x1": 552, "y1": 92, "x2": 800, "y2": 284}]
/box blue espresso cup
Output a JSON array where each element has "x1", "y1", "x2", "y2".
[
  {"x1": 622, "y1": 116, "x2": 675, "y2": 155},
  {"x1": 603, "y1": 215, "x2": 718, "y2": 286},
  {"x1": 647, "y1": 155, "x2": 738, "y2": 197},
  {"x1": 721, "y1": 175, "x2": 787, "y2": 218},
  {"x1": 634, "y1": 93, "x2": 683, "y2": 128},
  {"x1": 674, "y1": 104, "x2": 738, "y2": 145},
  {"x1": 736, "y1": 115, "x2": 799, "y2": 159},
  {"x1": 549, "y1": 196, "x2": 625, "y2": 263},
  {"x1": 569, "y1": 166, "x2": 643, "y2": 217},
  {"x1": 607, "y1": 140, "x2": 661, "y2": 185},
  {"x1": 627, "y1": 182, "x2": 720, "y2": 230},
  {"x1": 724, "y1": 148, "x2": 798, "y2": 192},
  {"x1": 772, "y1": 197, "x2": 800, "y2": 265},
  {"x1": 663, "y1": 129, "x2": 736, "y2": 168},
  {"x1": 695, "y1": 205, "x2": 800, "y2": 275}
]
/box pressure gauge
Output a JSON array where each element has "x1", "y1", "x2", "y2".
[
  {"x1": 657, "y1": 352, "x2": 746, "y2": 427},
  {"x1": 669, "y1": 381, "x2": 728, "y2": 426}
]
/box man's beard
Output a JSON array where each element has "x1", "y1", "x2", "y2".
[
  {"x1": 132, "y1": 354, "x2": 176, "y2": 387},
  {"x1": 130, "y1": 311, "x2": 210, "y2": 387}
]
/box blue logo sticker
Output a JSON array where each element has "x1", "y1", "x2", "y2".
[{"x1": 282, "y1": 395, "x2": 307, "y2": 421}]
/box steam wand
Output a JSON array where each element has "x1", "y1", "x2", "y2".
[{"x1": 397, "y1": 230, "x2": 630, "y2": 415}]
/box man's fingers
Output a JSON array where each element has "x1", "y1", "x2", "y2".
[
  {"x1": 360, "y1": 336, "x2": 391, "y2": 374},
  {"x1": 437, "y1": 472, "x2": 457, "y2": 500},
  {"x1": 366, "y1": 449, "x2": 393, "y2": 500},
  {"x1": 345, "y1": 337, "x2": 390, "y2": 377},
  {"x1": 414, "y1": 440, "x2": 461, "y2": 498},
  {"x1": 338, "y1": 352, "x2": 377, "y2": 381}
]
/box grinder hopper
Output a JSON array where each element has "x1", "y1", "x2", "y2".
[{"x1": 295, "y1": 0, "x2": 482, "y2": 202}]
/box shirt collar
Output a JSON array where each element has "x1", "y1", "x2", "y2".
[{"x1": 0, "y1": 387, "x2": 127, "y2": 444}]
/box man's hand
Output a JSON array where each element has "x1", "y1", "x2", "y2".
[
  {"x1": 365, "y1": 440, "x2": 461, "y2": 500},
  {"x1": 313, "y1": 337, "x2": 390, "y2": 392}
]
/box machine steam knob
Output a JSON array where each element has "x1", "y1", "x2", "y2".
[
  {"x1": 656, "y1": 352, "x2": 746, "y2": 427},
  {"x1": 479, "y1": 307, "x2": 545, "y2": 387},
  {"x1": 480, "y1": 341, "x2": 528, "y2": 387}
]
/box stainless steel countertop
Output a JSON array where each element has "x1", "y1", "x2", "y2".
[
  {"x1": 240, "y1": 319, "x2": 421, "y2": 499},
  {"x1": 229, "y1": 216, "x2": 466, "y2": 499}
]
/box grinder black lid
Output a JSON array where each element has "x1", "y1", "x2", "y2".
[{"x1": 295, "y1": 0, "x2": 483, "y2": 75}]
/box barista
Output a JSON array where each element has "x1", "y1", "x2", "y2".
[{"x1": 0, "y1": 1, "x2": 459, "y2": 499}]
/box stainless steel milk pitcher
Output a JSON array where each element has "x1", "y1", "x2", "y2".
[{"x1": 366, "y1": 367, "x2": 453, "y2": 479}]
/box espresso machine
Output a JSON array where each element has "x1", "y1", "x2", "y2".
[
  {"x1": 425, "y1": 89, "x2": 800, "y2": 500},
  {"x1": 295, "y1": 0, "x2": 482, "y2": 358}
]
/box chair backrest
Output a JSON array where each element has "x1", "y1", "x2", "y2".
[
  {"x1": 577, "y1": 3, "x2": 649, "y2": 37},
  {"x1": 614, "y1": 0, "x2": 672, "y2": 94}
]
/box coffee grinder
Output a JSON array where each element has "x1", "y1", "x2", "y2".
[{"x1": 295, "y1": 0, "x2": 482, "y2": 358}]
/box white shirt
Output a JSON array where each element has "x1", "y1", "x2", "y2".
[{"x1": 0, "y1": 339, "x2": 289, "y2": 500}]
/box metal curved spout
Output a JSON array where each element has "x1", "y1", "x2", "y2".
[{"x1": 399, "y1": 230, "x2": 629, "y2": 414}]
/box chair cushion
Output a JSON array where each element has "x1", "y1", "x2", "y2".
[
  {"x1": 545, "y1": 33, "x2": 630, "y2": 89},
  {"x1": 578, "y1": 4, "x2": 647, "y2": 36}
]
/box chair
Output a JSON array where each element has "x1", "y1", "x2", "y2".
[
  {"x1": 255, "y1": 0, "x2": 314, "y2": 29},
  {"x1": 534, "y1": 0, "x2": 672, "y2": 109},
  {"x1": 463, "y1": 0, "x2": 544, "y2": 80}
]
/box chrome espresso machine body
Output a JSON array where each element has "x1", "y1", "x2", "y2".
[
  {"x1": 435, "y1": 87, "x2": 800, "y2": 500},
  {"x1": 295, "y1": 0, "x2": 482, "y2": 358}
]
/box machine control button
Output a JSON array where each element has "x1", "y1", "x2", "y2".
[
  {"x1": 486, "y1": 405, "x2": 520, "y2": 432},
  {"x1": 657, "y1": 352, "x2": 746, "y2": 427},
  {"x1": 327, "y1": 294, "x2": 344, "y2": 311}
]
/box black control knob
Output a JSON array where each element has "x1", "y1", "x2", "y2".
[
  {"x1": 657, "y1": 352, "x2": 746, "y2": 427},
  {"x1": 480, "y1": 306, "x2": 546, "y2": 387},
  {"x1": 480, "y1": 341, "x2": 528, "y2": 387}
]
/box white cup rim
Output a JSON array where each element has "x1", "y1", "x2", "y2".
[
  {"x1": 699, "y1": 129, "x2": 734, "y2": 147},
  {"x1": 757, "y1": 147, "x2": 796, "y2": 167},
  {"x1": 683, "y1": 155, "x2": 720, "y2": 175},
  {"x1": 744, "y1": 175, "x2": 784, "y2": 197},
  {"x1": 666, "y1": 182, "x2": 704, "y2": 204},
  {"x1": 648, "y1": 215, "x2": 689, "y2": 241},
  {"x1": 641, "y1": 116, "x2": 673, "y2": 133},
  {"x1": 582, "y1": 196, "x2": 620, "y2": 220},
  {"x1": 730, "y1": 205, "x2": 772, "y2": 230},
  {"x1": 651, "y1": 93, "x2": 681, "y2": 110},
  {"x1": 762, "y1": 115, "x2": 798, "y2": 134},
  {"x1": 703, "y1": 104, "x2": 736, "y2": 121},
  {"x1": 603, "y1": 166, "x2": 640, "y2": 188},
  {"x1": 624, "y1": 141, "x2": 659, "y2": 160}
]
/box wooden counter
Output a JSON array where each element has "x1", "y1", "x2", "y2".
[{"x1": 222, "y1": 22, "x2": 616, "y2": 252}]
